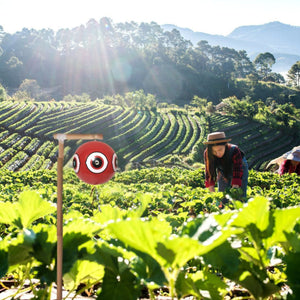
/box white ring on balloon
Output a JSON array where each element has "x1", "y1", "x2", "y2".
[
  {"x1": 112, "y1": 153, "x2": 117, "y2": 171},
  {"x1": 86, "y1": 152, "x2": 108, "y2": 173},
  {"x1": 73, "y1": 154, "x2": 80, "y2": 173}
]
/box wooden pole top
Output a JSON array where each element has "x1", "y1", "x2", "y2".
[{"x1": 53, "y1": 133, "x2": 103, "y2": 141}]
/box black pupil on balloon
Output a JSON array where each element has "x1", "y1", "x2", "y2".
[
  {"x1": 92, "y1": 157, "x2": 103, "y2": 168},
  {"x1": 73, "y1": 158, "x2": 77, "y2": 169}
]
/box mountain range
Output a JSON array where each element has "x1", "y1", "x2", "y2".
[{"x1": 162, "y1": 21, "x2": 300, "y2": 75}]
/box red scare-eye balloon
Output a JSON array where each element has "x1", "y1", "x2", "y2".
[{"x1": 72, "y1": 141, "x2": 117, "y2": 185}]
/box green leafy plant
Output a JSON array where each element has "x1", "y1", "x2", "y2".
[{"x1": 0, "y1": 169, "x2": 299, "y2": 299}]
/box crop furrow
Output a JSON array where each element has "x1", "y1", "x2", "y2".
[
  {"x1": 181, "y1": 114, "x2": 202, "y2": 154},
  {"x1": 120, "y1": 111, "x2": 159, "y2": 158},
  {"x1": 108, "y1": 110, "x2": 151, "y2": 149},
  {"x1": 134, "y1": 113, "x2": 178, "y2": 161},
  {"x1": 125, "y1": 113, "x2": 167, "y2": 161}
]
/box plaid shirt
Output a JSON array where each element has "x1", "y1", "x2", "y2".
[{"x1": 205, "y1": 144, "x2": 244, "y2": 188}]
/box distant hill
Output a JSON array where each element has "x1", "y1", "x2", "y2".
[{"x1": 162, "y1": 21, "x2": 300, "y2": 75}]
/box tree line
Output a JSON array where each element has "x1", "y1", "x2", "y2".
[{"x1": 0, "y1": 18, "x2": 299, "y2": 105}]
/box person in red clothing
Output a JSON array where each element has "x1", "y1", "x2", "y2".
[
  {"x1": 203, "y1": 132, "x2": 248, "y2": 203},
  {"x1": 278, "y1": 150, "x2": 300, "y2": 175}
]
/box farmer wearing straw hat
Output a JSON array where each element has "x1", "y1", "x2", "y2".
[
  {"x1": 203, "y1": 132, "x2": 248, "y2": 205},
  {"x1": 278, "y1": 148, "x2": 300, "y2": 175}
]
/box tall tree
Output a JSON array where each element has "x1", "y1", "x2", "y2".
[
  {"x1": 235, "y1": 50, "x2": 256, "y2": 78},
  {"x1": 287, "y1": 61, "x2": 300, "y2": 88},
  {"x1": 253, "y1": 52, "x2": 276, "y2": 79}
]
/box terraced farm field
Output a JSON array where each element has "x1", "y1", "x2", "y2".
[{"x1": 0, "y1": 100, "x2": 298, "y2": 170}]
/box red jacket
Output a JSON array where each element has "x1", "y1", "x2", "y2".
[{"x1": 278, "y1": 159, "x2": 300, "y2": 175}]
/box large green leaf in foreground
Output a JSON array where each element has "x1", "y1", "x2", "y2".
[{"x1": 0, "y1": 191, "x2": 56, "y2": 229}]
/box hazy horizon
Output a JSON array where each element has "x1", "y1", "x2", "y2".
[{"x1": 1, "y1": 0, "x2": 300, "y2": 36}]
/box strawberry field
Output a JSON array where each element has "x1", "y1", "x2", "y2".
[
  {"x1": 0, "y1": 167, "x2": 299, "y2": 299},
  {"x1": 0, "y1": 99, "x2": 299, "y2": 299}
]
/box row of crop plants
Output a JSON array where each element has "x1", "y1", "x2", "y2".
[
  {"x1": 0, "y1": 102, "x2": 136, "y2": 170},
  {"x1": 0, "y1": 101, "x2": 115, "y2": 171},
  {"x1": 60, "y1": 105, "x2": 202, "y2": 165},
  {"x1": 27, "y1": 102, "x2": 103, "y2": 137},
  {"x1": 9, "y1": 103, "x2": 55, "y2": 132},
  {"x1": 0, "y1": 102, "x2": 155, "y2": 170},
  {"x1": 114, "y1": 109, "x2": 205, "y2": 164},
  {"x1": 168, "y1": 113, "x2": 188, "y2": 155},
  {"x1": 3, "y1": 100, "x2": 296, "y2": 171},
  {"x1": 180, "y1": 114, "x2": 202, "y2": 154},
  {"x1": 67, "y1": 105, "x2": 123, "y2": 136},
  {"x1": 121, "y1": 112, "x2": 164, "y2": 160},
  {"x1": 107, "y1": 110, "x2": 152, "y2": 150},
  {"x1": 145, "y1": 112, "x2": 180, "y2": 161},
  {"x1": 0, "y1": 102, "x2": 28, "y2": 123},
  {"x1": 128, "y1": 113, "x2": 172, "y2": 162},
  {"x1": 208, "y1": 114, "x2": 241, "y2": 132},
  {"x1": 99, "y1": 108, "x2": 141, "y2": 143},
  {"x1": 0, "y1": 101, "x2": 207, "y2": 170},
  {"x1": 0, "y1": 101, "x2": 58, "y2": 170}
]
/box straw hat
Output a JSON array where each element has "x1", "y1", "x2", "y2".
[
  {"x1": 287, "y1": 149, "x2": 300, "y2": 162},
  {"x1": 204, "y1": 132, "x2": 231, "y2": 145}
]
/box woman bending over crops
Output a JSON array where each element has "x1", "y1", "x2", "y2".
[
  {"x1": 203, "y1": 132, "x2": 248, "y2": 206},
  {"x1": 278, "y1": 149, "x2": 300, "y2": 175}
]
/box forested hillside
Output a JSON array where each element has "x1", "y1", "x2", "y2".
[
  {"x1": 0, "y1": 97, "x2": 298, "y2": 171},
  {"x1": 0, "y1": 18, "x2": 300, "y2": 106},
  {"x1": 163, "y1": 21, "x2": 300, "y2": 74}
]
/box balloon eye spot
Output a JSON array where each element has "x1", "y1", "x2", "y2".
[{"x1": 92, "y1": 157, "x2": 103, "y2": 168}]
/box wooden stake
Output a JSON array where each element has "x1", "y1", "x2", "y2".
[
  {"x1": 54, "y1": 133, "x2": 103, "y2": 300},
  {"x1": 56, "y1": 138, "x2": 64, "y2": 300}
]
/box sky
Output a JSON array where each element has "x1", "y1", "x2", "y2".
[{"x1": 0, "y1": 0, "x2": 300, "y2": 36}]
